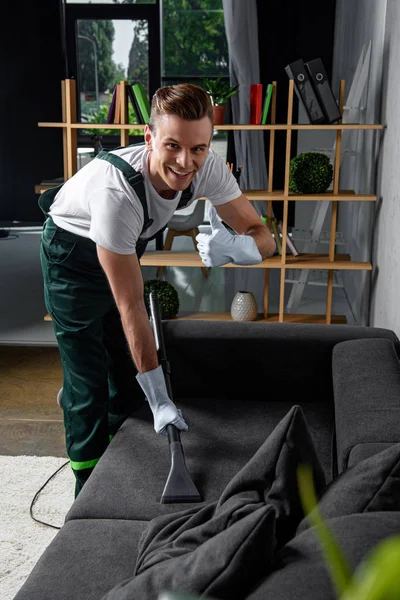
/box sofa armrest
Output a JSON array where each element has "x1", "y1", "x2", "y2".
[{"x1": 333, "y1": 338, "x2": 400, "y2": 473}]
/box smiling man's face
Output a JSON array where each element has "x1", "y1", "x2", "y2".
[{"x1": 144, "y1": 114, "x2": 213, "y2": 196}]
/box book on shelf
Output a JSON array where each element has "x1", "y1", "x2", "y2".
[
  {"x1": 270, "y1": 218, "x2": 282, "y2": 255},
  {"x1": 250, "y1": 83, "x2": 263, "y2": 124},
  {"x1": 261, "y1": 83, "x2": 274, "y2": 124},
  {"x1": 304, "y1": 57, "x2": 341, "y2": 124},
  {"x1": 107, "y1": 85, "x2": 117, "y2": 124},
  {"x1": 126, "y1": 85, "x2": 144, "y2": 124},
  {"x1": 114, "y1": 83, "x2": 121, "y2": 124},
  {"x1": 285, "y1": 58, "x2": 326, "y2": 124},
  {"x1": 277, "y1": 221, "x2": 299, "y2": 256},
  {"x1": 132, "y1": 83, "x2": 151, "y2": 124}
]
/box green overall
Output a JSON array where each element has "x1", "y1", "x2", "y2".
[{"x1": 38, "y1": 148, "x2": 192, "y2": 495}]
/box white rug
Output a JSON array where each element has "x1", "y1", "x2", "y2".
[{"x1": 0, "y1": 455, "x2": 75, "y2": 600}]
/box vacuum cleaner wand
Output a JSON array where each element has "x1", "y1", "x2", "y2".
[{"x1": 149, "y1": 292, "x2": 202, "y2": 504}]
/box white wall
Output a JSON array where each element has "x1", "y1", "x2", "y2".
[{"x1": 369, "y1": 0, "x2": 400, "y2": 333}]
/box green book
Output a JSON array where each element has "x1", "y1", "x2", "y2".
[
  {"x1": 261, "y1": 83, "x2": 274, "y2": 125},
  {"x1": 132, "y1": 83, "x2": 151, "y2": 124}
]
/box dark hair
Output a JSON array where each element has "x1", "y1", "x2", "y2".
[{"x1": 149, "y1": 83, "x2": 214, "y2": 130}]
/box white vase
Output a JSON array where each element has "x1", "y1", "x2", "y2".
[{"x1": 230, "y1": 291, "x2": 258, "y2": 321}]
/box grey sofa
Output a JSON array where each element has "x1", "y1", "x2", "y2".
[{"x1": 15, "y1": 321, "x2": 400, "y2": 599}]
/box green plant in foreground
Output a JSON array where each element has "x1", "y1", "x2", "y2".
[
  {"x1": 297, "y1": 464, "x2": 400, "y2": 600},
  {"x1": 297, "y1": 464, "x2": 353, "y2": 596},
  {"x1": 143, "y1": 279, "x2": 180, "y2": 319},
  {"x1": 289, "y1": 151, "x2": 333, "y2": 194},
  {"x1": 202, "y1": 77, "x2": 239, "y2": 106}
]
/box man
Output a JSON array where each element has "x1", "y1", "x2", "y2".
[{"x1": 39, "y1": 83, "x2": 275, "y2": 496}]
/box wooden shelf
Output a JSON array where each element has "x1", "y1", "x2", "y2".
[
  {"x1": 38, "y1": 122, "x2": 382, "y2": 131},
  {"x1": 140, "y1": 251, "x2": 372, "y2": 271},
  {"x1": 34, "y1": 183, "x2": 376, "y2": 202},
  {"x1": 214, "y1": 124, "x2": 382, "y2": 131},
  {"x1": 44, "y1": 311, "x2": 346, "y2": 324},
  {"x1": 35, "y1": 183, "x2": 61, "y2": 194},
  {"x1": 243, "y1": 190, "x2": 376, "y2": 201},
  {"x1": 176, "y1": 311, "x2": 347, "y2": 324}
]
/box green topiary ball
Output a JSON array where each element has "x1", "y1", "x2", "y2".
[
  {"x1": 289, "y1": 152, "x2": 333, "y2": 194},
  {"x1": 143, "y1": 279, "x2": 180, "y2": 319}
]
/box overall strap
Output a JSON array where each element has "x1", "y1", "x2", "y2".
[
  {"x1": 96, "y1": 150, "x2": 153, "y2": 233},
  {"x1": 177, "y1": 185, "x2": 193, "y2": 209},
  {"x1": 38, "y1": 183, "x2": 65, "y2": 217},
  {"x1": 100, "y1": 141, "x2": 193, "y2": 208}
]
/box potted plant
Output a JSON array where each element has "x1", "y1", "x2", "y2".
[
  {"x1": 289, "y1": 151, "x2": 333, "y2": 194},
  {"x1": 143, "y1": 279, "x2": 180, "y2": 319},
  {"x1": 202, "y1": 77, "x2": 239, "y2": 125}
]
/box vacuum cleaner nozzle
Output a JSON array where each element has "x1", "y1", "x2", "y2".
[{"x1": 160, "y1": 435, "x2": 202, "y2": 504}]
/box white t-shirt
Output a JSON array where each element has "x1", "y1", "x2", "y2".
[{"x1": 49, "y1": 145, "x2": 241, "y2": 255}]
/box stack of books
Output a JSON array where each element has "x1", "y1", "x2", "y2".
[
  {"x1": 249, "y1": 83, "x2": 274, "y2": 125},
  {"x1": 107, "y1": 82, "x2": 151, "y2": 125},
  {"x1": 285, "y1": 57, "x2": 341, "y2": 125}
]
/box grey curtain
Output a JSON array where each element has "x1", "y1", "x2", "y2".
[
  {"x1": 222, "y1": 0, "x2": 269, "y2": 312},
  {"x1": 222, "y1": 0, "x2": 268, "y2": 198}
]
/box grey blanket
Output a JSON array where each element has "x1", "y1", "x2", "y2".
[{"x1": 102, "y1": 405, "x2": 325, "y2": 600}]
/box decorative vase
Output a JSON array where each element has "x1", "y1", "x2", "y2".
[
  {"x1": 230, "y1": 291, "x2": 258, "y2": 321},
  {"x1": 213, "y1": 105, "x2": 226, "y2": 125}
]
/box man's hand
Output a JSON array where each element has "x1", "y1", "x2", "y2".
[
  {"x1": 136, "y1": 365, "x2": 188, "y2": 435},
  {"x1": 196, "y1": 205, "x2": 263, "y2": 267}
]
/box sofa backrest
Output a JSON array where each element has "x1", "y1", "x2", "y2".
[{"x1": 162, "y1": 321, "x2": 400, "y2": 404}]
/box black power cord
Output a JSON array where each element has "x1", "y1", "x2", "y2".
[
  {"x1": 29, "y1": 460, "x2": 70, "y2": 530},
  {"x1": 0, "y1": 232, "x2": 19, "y2": 240}
]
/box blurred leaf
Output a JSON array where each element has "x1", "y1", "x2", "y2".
[
  {"x1": 297, "y1": 464, "x2": 353, "y2": 597},
  {"x1": 341, "y1": 536, "x2": 400, "y2": 600}
]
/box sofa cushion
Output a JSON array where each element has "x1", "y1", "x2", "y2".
[
  {"x1": 66, "y1": 399, "x2": 333, "y2": 522},
  {"x1": 333, "y1": 338, "x2": 400, "y2": 472},
  {"x1": 246, "y1": 512, "x2": 400, "y2": 600},
  {"x1": 14, "y1": 519, "x2": 149, "y2": 600},
  {"x1": 100, "y1": 405, "x2": 325, "y2": 600},
  {"x1": 348, "y1": 442, "x2": 395, "y2": 467},
  {"x1": 297, "y1": 442, "x2": 400, "y2": 535}
]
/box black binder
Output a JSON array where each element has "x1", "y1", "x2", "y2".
[
  {"x1": 305, "y1": 57, "x2": 341, "y2": 124},
  {"x1": 285, "y1": 58, "x2": 326, "y2": 124}
]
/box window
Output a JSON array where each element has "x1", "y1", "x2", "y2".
[
  {"x1": 162, "y1": 0, "x2": 228, "y2": 80},
  {"x1": 161, "y1": 0, "x2": 229, "y2": 159},
  {"x1": 65, "y1": 1, "x2": 160, "y2": 147},
  {"x1": 65, "y1": 1, "x2": 229, "y2": 157},
  {"x1": 77, "y1": 18, "x2": 149, "y2": 129}
]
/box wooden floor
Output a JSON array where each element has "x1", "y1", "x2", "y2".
[{"x1": 0, "y1": 345, "x2": 66, "y2": 457}]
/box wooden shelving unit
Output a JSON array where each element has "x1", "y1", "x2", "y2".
[
  {"x1": 139, "y1": 251, "x2": 370, "y2": 271},
  {"x1": 38, "y1": 79, "x2": 382, "y2": 324}
]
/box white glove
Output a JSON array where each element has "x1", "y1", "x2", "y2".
[
  {"x1": 196, "y1": 205, "x2": 263, "y2": 267},
  {"x1": 136, "y1": 365, "x2": 188, "y2": 435}
]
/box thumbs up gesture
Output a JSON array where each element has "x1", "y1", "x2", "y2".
[{"x1": 196, "y1": 205, "x2": 262, "y2": 267}]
